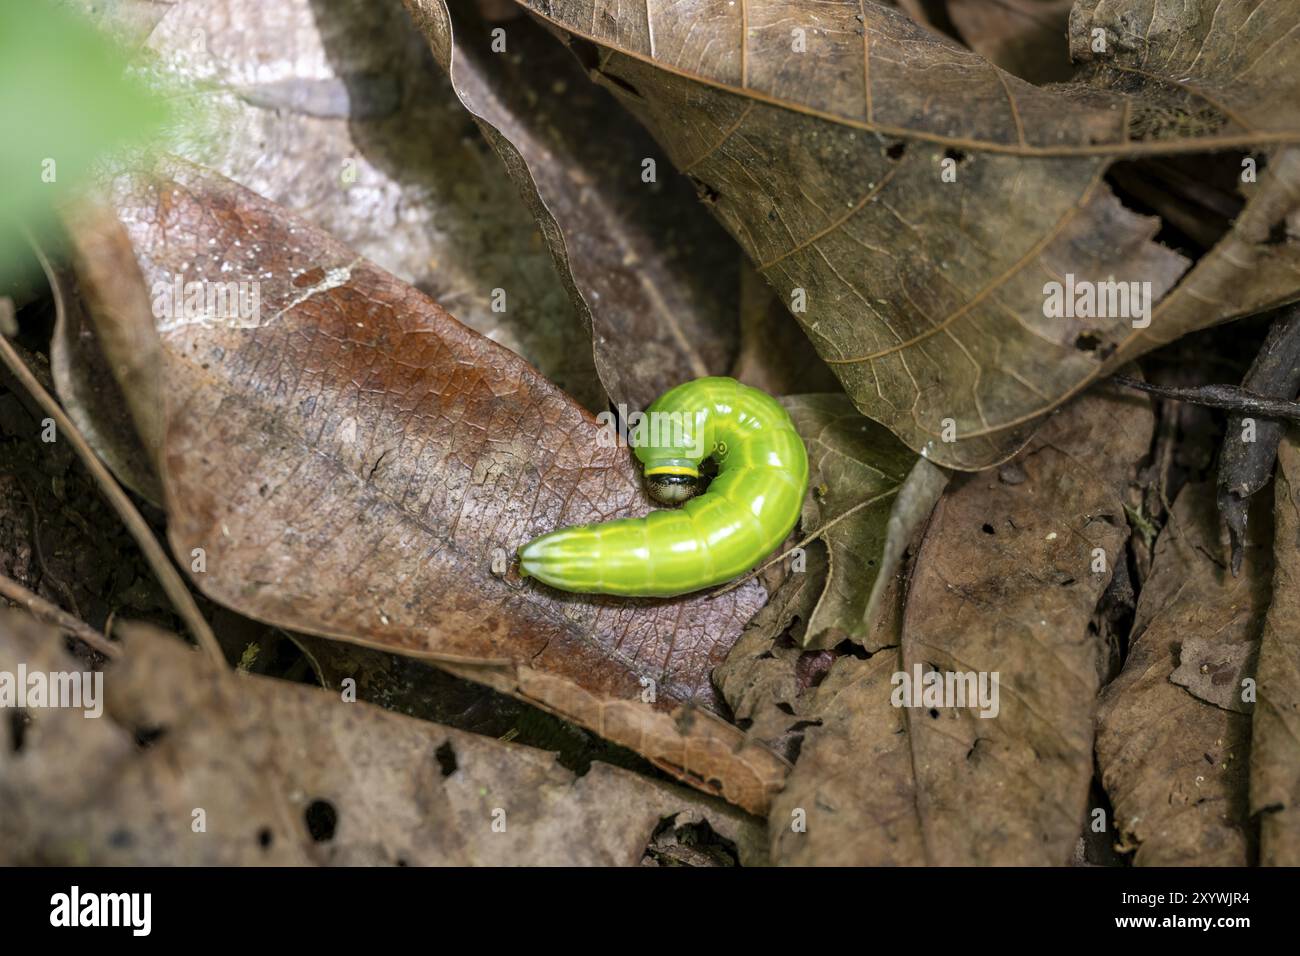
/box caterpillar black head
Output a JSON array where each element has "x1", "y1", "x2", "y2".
[{"x1": 646, "y1": 472, "x2": 700, "y2": 505}]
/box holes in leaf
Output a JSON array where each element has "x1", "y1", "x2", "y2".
[
  {"x1": 885, "y1": 141, "x2": 906, "y2": 161},
  {"x1": 1074, "y1": 332, "x2": 1117, "y2": 360},
  {"x1": 8, "y1": 710, "x2": 29, "y2": 753},
  {"x1": 435, "y1": 741, "x2": 458, "y2": 777},
  {"x1": 305, "y1": 799, "x2": 338, "y2": 842},
  {"x1": 133, "y1": 725, "x2": 166, "y2": 749},
  {"x1": 943, "y1": 147, "x2": 968, "y2": 164},
  {"x1": 1106, "y1": 154, "x2": 1247, "y2": 261},
  {"x1": 981, "y1": 522, "x2": 995, "y2": 535},
  {"x1": 688, "y1": 176, "x2": 720, "y2": 204},
  {"x1": 831, "y1": 639, "x2": 871, "y2": 661},
  {"x1": 258, "y1": 827, "x2": 274, "y2": 849},
  {"x1": 795, "y1": 649, "x2": 838, "y2": 690}
]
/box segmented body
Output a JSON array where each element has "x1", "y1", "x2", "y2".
[{"x1": 518, "y1": 377, "x2": 808, "y2": 597}]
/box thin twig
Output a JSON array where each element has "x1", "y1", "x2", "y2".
[
  {"x1": 0, "y1": 301, "x2": 224, "y2": 668},
  {"x1": 0, "y1": 572, "x2": 120, "y2": 658},
  {"x1": 1111, "y1": 375, "x2": 1300, "y2": 422}
]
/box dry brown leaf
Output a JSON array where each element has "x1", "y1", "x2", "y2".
[
  {"x1": 731, "y1": 260, "x2": 839, "y2": 397},
  {"x1": 404, "y1": 0, "x2": 741, "y2": 412},
  {"x1": 714, "y1": 396, "x2": 944, "y2": 760},
  {"x1": 1097, "y1": 482, "x2": 1268, "y2": 866},
  {"x1": 509, "y1": 0, "x2": 1300, "y2": 468},
  {"x1": 1252, "y1": 433, "x2": 1300, "y2": 865},
  {"x1": 142, "y1": 0, "x2": 604, "y2": 410},
  {"x1": 767, "y1": 567, "x2": 922, "y2": 864},
  {"x1": 1170, "y1": 634, "x2": 1256, "y2": 714},
  {"x1": 0, "y1": 611, "x2": 766, "y2": 865},
  {"x1": 894, "y1": 383, "x2": 1152, "y2": 864},
  {"x1": 713, "y1": 541, "x2": 829, "y2": 758},
  {"x1": 787, "y1": 395, "x2": 945, "y2": 650},
  {"x1": 72, "y1": 156, "x2": 788, "y2": 813},
  {"x1": 770, "y1": 383, "x2": 1151, "y2": 864}
]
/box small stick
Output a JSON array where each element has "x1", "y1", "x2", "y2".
[
  {"x1": 0, "y1": 299, "x2": 224, "y2": 668},
  {"x1": 1110, "y1": 375, "x2": 1300, "y2": 422},
  {"x1": 0, "y1": 572, "x2": 120, "y2": 658}
]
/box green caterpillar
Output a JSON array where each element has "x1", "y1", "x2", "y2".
[{"x1": 519, "y1": 377, "x2": 808, "y2": 597}]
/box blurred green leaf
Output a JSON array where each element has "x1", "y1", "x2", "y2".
[{"x1": 1, "y1": 0, "x2": 167, "y2": 273}]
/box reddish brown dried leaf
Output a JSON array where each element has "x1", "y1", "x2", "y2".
[
  {"x1": 75, "y1": 157, "x2": 788, "y2": 813},
  {"x1": 143, "y1": 0, "x2": 604, "y2": 410}
]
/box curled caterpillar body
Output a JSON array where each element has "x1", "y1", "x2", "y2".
[{"x1": 518, "y1": 377, "x2": 808, "y2": 597}]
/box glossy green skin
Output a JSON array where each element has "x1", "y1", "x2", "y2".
[{"x1": 518, "y1": 377, "x2": 809, "y2": 597}]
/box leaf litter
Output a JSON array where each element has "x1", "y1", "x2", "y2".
[{"x1": 4, "y1": 0, "x2": 1300, "y2": 866}]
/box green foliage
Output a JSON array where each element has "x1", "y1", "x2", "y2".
[{"x1": 0, "y1": 1, "x2": 167, "y2": 270}]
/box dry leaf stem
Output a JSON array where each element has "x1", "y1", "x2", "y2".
[
  {"x1": 0, "y1": 300, "x2": 224, "y2": 668},
  {"x1": 0, "y1": 572, "x2": 119, "y2": 658},
  {"x1": 1111, "y1": 375, "x2": 1300, "y2": 422}
]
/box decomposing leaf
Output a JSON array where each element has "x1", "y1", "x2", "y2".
[
  {"x1": 1170, "y1": 634, "x2": 1256, "y2": 714},
  {"x1": 766, "y1": 567, "x2": 920, "y2": 865},
  {"x1": 508, "y1": 0, "x2": 1300, "y2": 468},
  {"x1": 141, "y1": 0, "x2": 603, "y2": 410},
  {"x1": 292, "y1": 631, "x2": 659, "y2": 776},
  {"x1": 1097, "y1": 482, "x2": 1269, "y2": 866},
  {"x1": 713, "y1": 541, "x2": 828, "y2": 758},
  {"x1": 770, "y1": 383, "x2": 1151, "y2": 864},
  {"x1": 1217, "y1": 305, "x2": 1300, "y2": 572},
  {"x1": 0, "y1": 611, "x2": 766, "y2": 865},
  {"x1": 783, "y1": 394, "x2": 937, "y2": 649},
  {"x1": 404, "y1": 0, "x2": 741, "y2": 412},
  {"x1": 713, "y1": 393, "x2": 945, "y2": 762},
  {"x1": 74, "y1": 156, "x2": 787, "y2": 813},
  {"x1": 1252, "y1": 432, "x2": 1300, "y2": 865}
]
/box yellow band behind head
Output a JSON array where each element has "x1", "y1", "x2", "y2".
[{"x1": 644, "y1": 465, "x2": 699, "y2": 478}]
